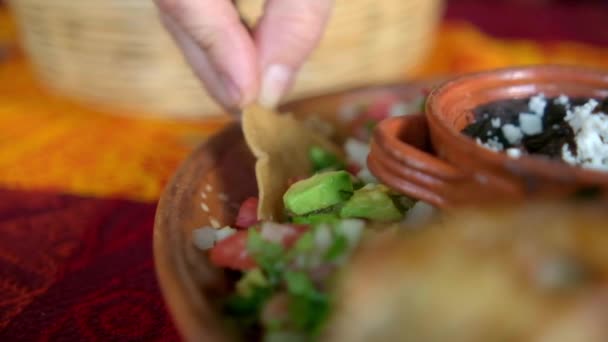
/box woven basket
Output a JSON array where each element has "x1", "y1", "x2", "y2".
[{"x1": 9, "y1": 0, "x2": 443, "y2": 118}]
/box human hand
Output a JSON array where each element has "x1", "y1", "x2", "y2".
[{"x1": 154, "y1": 0, "x2": 334, "y2": 110}]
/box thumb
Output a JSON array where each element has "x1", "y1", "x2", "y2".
[{"x1": 255, "y1": 0, "x2": 334, "y2": 108}]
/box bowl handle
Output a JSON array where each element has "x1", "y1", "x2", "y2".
[{"x1": 372, "y1": 114, "x2": 467, "y2": 181}]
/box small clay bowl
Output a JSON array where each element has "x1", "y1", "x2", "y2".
[{"x1": 369, "y1": 65, "x2": 608, "y2": 208}]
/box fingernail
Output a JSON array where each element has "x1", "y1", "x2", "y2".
[
  {"x1": 220, "y1": 73, "x2": 242, "y2": 106},
  {"x1": 259, "y1": 64, "x2": 292, "y2": 108}
]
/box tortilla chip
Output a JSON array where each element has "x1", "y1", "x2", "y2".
[{"x1": 242, "y1": 104, "x2": 342, "y2": 221}]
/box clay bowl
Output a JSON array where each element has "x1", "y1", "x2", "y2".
[
  {"x1": 153, "y1": 81, "x2": 437, "y2": 341},
  {"x1": 369, "y1": 65, "x2": 608, "y2": 208}
]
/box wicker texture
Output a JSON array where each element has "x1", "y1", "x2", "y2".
[{"x1": 9, "y1": 0, "x2": 442, "y2": 118}]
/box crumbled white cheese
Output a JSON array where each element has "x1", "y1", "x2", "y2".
[
  {"x1": 193, "y1": 227, "x2": 217, "y2": 251},
  {"x1": 529, "y1": 93, "x2": 547, "y2": 116},
  {"x1": 562, "y1": 99, "x2": 608, "y2": 171},
  {"x1": 562, "y1": 144, "x2": 577, "y2": 165},
  {"x1": 554, "y1": 94, "x2": 569, "y2": 106},
  {"x1": 519, "y1": 113, "x2": 543, "y2": 135},
  {"x1": 477, "y1": 137, "x2": 504, "y2": 151},
  {"x1": 563, "y1": 99, "x2": 599, "y2": 131},
  {"x1": 502, "y1": 124, "x2": 524, "y2": 145},
  {"x1": 491, "y1": 117, "x2": 501, "y2": 128},
  {"x1": 506, "y1": 148, "x2": 522, "y2": 159}
]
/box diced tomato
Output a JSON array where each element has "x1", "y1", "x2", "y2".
[
  {"x1": 235, "y1": 197, "x2": 259, "y2": 229},
  {"x1": 209, "y1": 231, "x2": 256, "y2": 271},
  {"x1": 349, "y1": 115, "x2": 377, "y2": 141},
  {"x1": 277, "y1": 224, "x2": 308, "y2": 247},
  {"x1": 347, "y1": 94, "x2": 399, "y2": 140},
  {"x1": 209, "y1": 224, "x2": 308, "y2": 271},
  {"x1": 366, "y1": 93, "x2": 399, "y2": 120},
  {"x1": 347, "y1": 162, "x2": 362, "y2": 175}
]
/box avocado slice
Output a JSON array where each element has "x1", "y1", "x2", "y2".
[
  {"x1": 292, "y1": 212, "x2": 340, "y2": 225},
  {"x1": 283, "y1": 171, "x2": 353, "y2": 215},
  {"x1": 340, "y1": 184, "x2": 403, "y2": 222}
]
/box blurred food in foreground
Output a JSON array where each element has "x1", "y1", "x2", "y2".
[{"x1": 327, "y1": 201, "x2": 608, "y2": 342}]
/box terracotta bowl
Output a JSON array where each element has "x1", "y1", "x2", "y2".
[
  {"x1": 369, "y1": 65, "x2": 608, "y2": 208},
  {"x1": 153, "y1": 82, "x2": 437, "y2": 341}
]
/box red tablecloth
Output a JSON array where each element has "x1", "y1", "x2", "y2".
[{"x1": 1, "y1": 1, "x2": 608, "y2": 340}]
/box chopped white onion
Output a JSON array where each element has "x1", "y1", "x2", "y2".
[
  {"x1": 402, "y1": 202, "x2": 437, "y2": 227},
  {"x1": 345, "y1": 138, "x2": 370, "y2": 167},
  {"x1": 314, "y1": 224, "x2": 333, "y2": 251},
  {"x1": 335, "y1": 219, "x2": 365, "y2": 246},
  {"x1": 356, "y1": 167, "x2": 378, "y2": 183},
  {"x1": 215, "y1": 226, "x2": 237, "y2": 241},
  {"x1": 338, "y1": 103, "x2": 360, "y2": 122},
  {"x1": 192, "y1": 227, "x2": 217, "y2": 251},
  {"x1": 261, "y1": 222, "x2": 292, "y2": 243}
]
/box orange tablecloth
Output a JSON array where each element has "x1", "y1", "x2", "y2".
[{"x1": 2, "y1": 13, "x2": 608, "y2": 202}]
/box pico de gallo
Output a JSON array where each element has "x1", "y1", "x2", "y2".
[{"x1": 194, "y1": 92, "x2": 427, "y2": 341}]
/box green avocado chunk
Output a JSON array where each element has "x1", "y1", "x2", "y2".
[
  {"x1": 292, "y1": 212, "x2": 340, "y2": 225},
  {"x1": 339, "y1": 184, "x2": 403, "y2": 221},
  {"x1": 283, "y1": 171, "x2": 353, "y2": 216},
  {"x1": 309, "y1": 146, "x2": 344, "y2": 173}
]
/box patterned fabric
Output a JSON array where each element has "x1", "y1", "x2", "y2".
[
  {"x1": 0, "y1": 189, "x2": 179, "y2": 341},
  {"x1": 1, "y1": 1, "x2": 607, "y2": 340}
]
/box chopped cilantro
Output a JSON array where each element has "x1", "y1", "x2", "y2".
[
  {"x1": 289, "y1": 293, "x2": 330, "y2": 334},
  {"x1": 264, "y1": 331, "x2": 308, "y2": 342},
  {"x1": 292, "y1": 212, "x2": 340, "y2": 226},
  {"x1": 223, "y1": 285, "x2": 273, "y2": 328},
  {"x1": 247, "y1": 229, "x2": 286, "y2": 285},
  {"x1": 236, "y1": 268, "x2": 269, "y2": 297},
  {"x1": 284, "y1": 270, "x2": 331, "y2": 334},
  {"x1": 293, "y1": 231, "x2": 314, "y2": 253},
  {"x1": 233, "y1": 221, "x2": 369, "y2": 339},
  {"x1": 324, "y1": 234, "x2": 348, "y2": 262},
  {"x1": 285, "y1": 271, "x2": 318, "y2": 297},
  {"x1": 364, "y1": 119, "x2": 378, "y2": 137},
  {"x1": 391, "y1": 194, "x2": 417, "y2": 213},
  {"x1": 309, "y1": 146, "x2": 345, "y2": 173}
]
